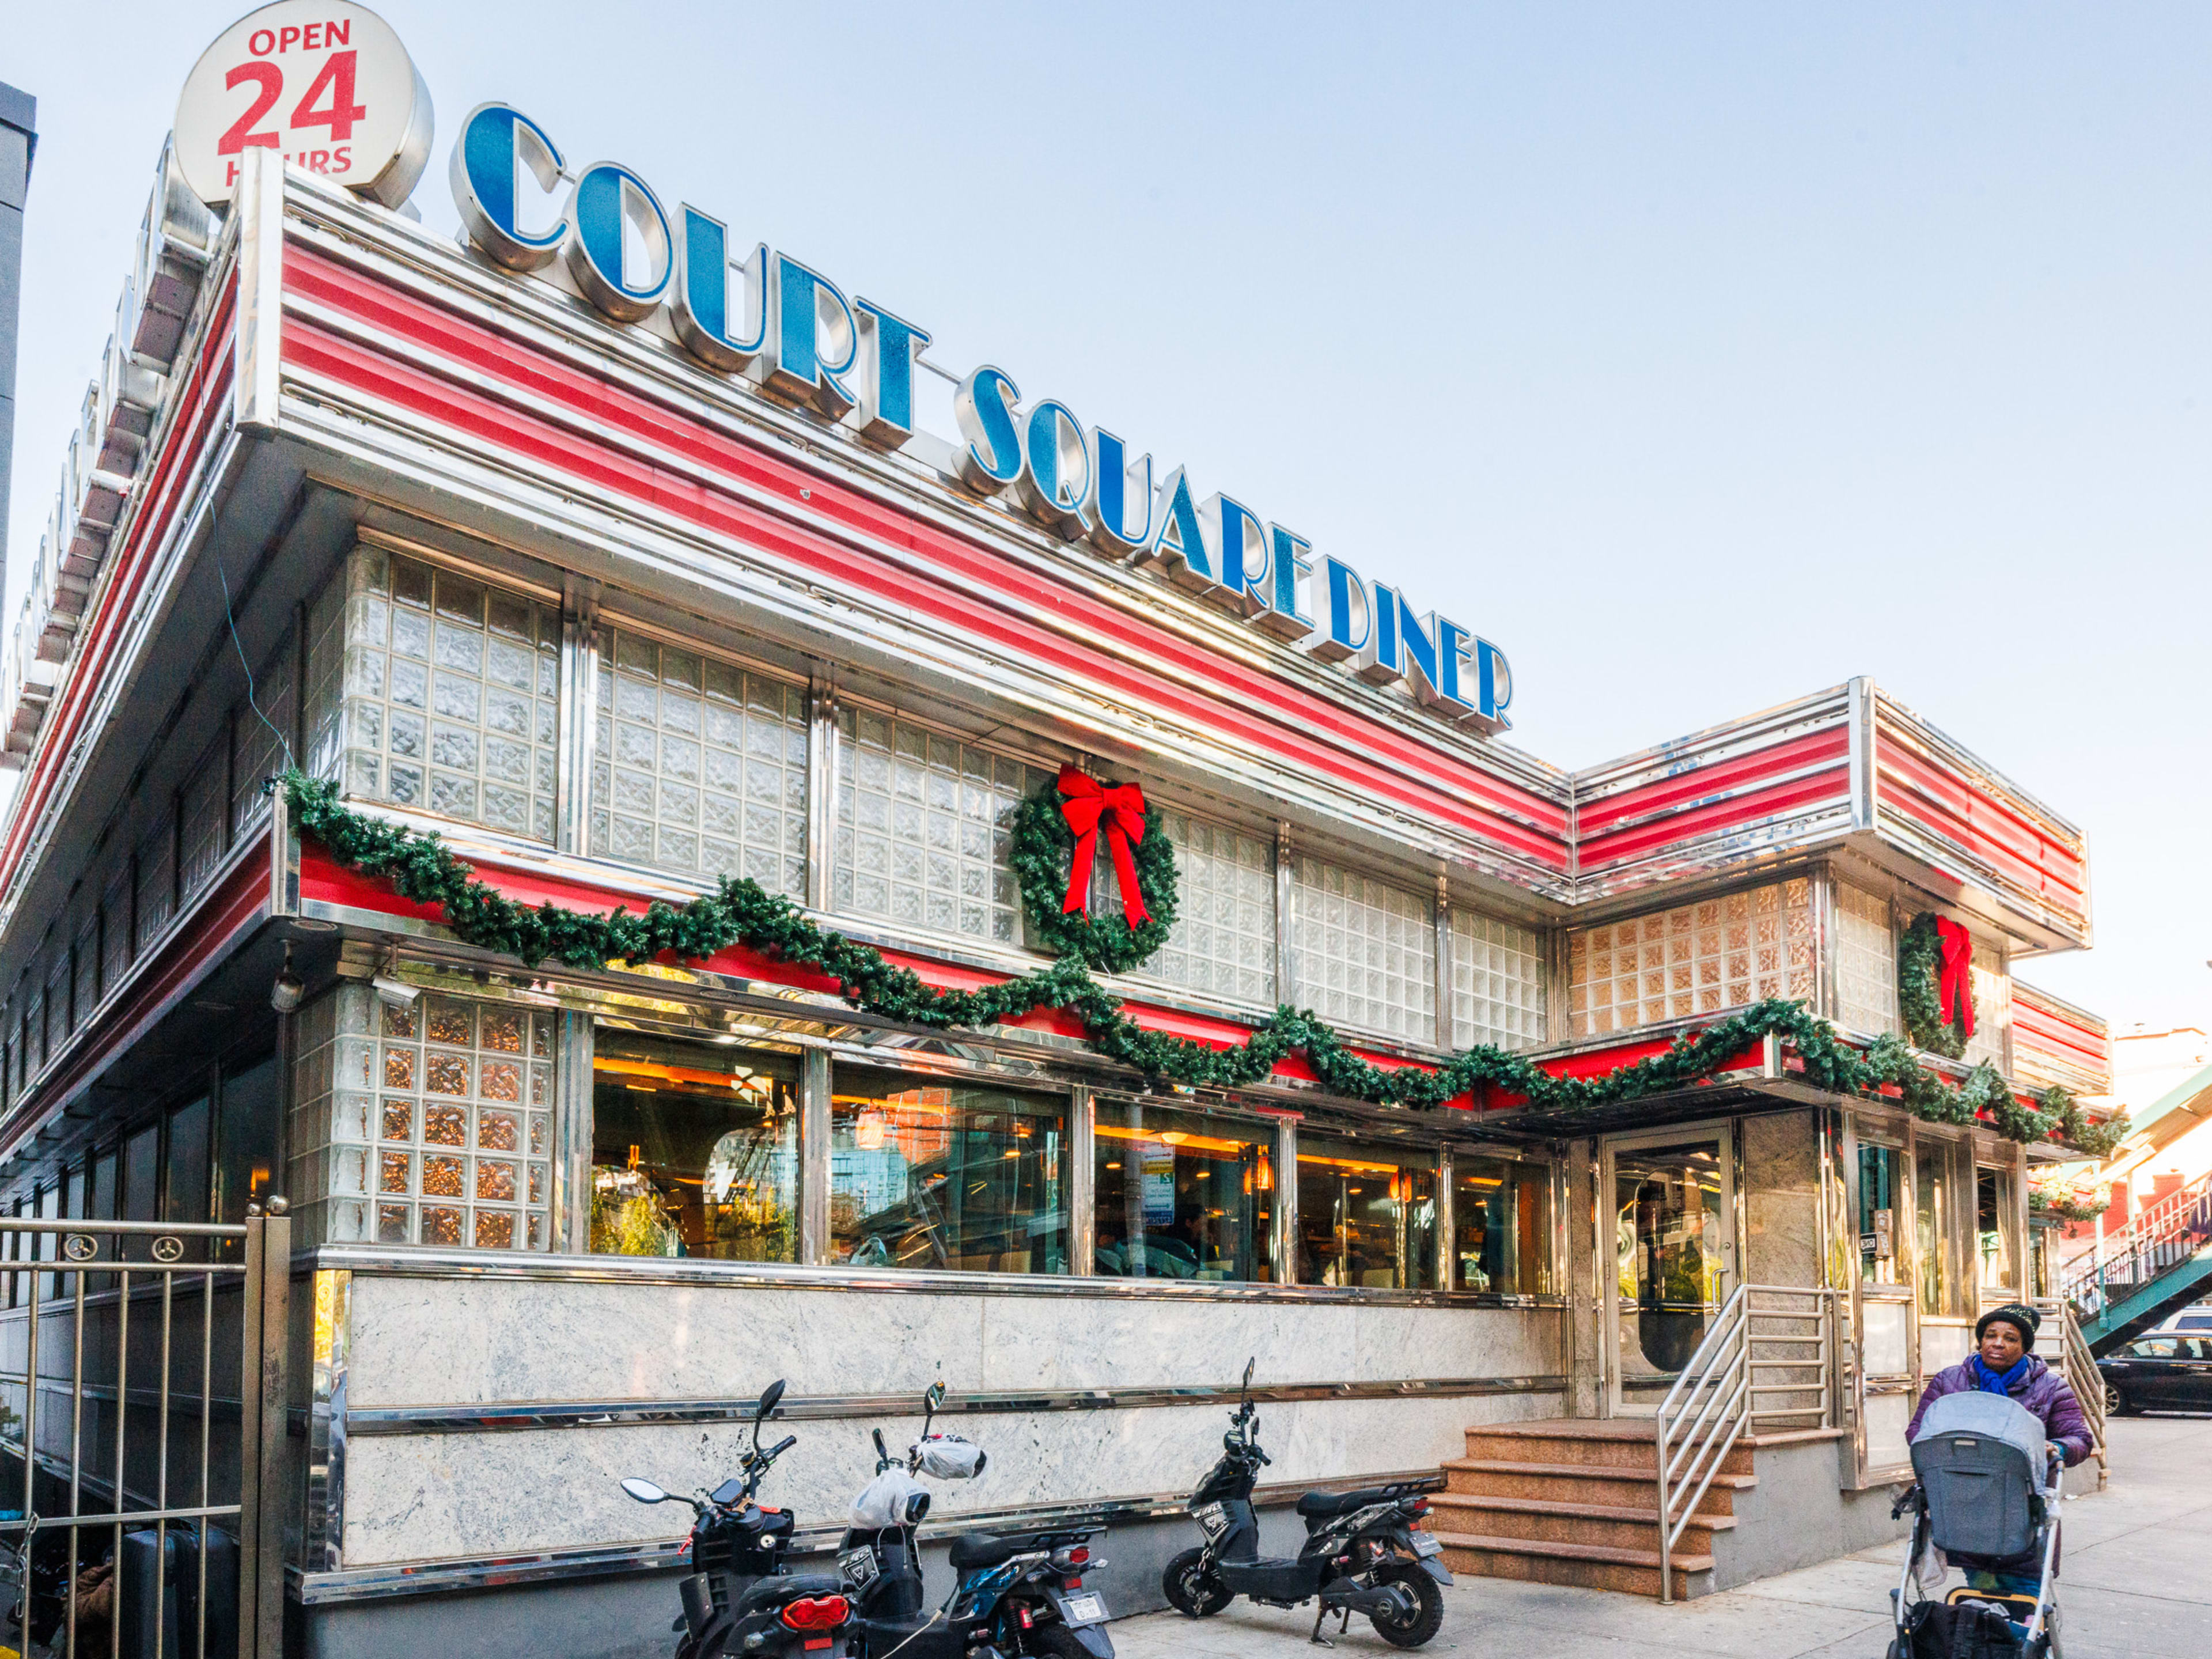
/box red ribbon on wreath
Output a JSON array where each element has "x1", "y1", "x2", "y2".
[
  {"x1": 1056, "y1": 763, "x2": 1150, "y2": 926},
  {"x1": 1934, "y1": 917, "x2": 1975, "y2": 1039}
]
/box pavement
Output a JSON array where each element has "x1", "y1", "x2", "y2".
[{"x1": 1109, "y1": 1413, "x2": 2212, "y2": 1659}]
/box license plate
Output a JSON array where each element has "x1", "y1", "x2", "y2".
[
  {"x1": 1194, "y1": 1502, "x2": 1230, "y2": 1540},
  {"x1": 1412, "y1": 1534, "x2": 1442, "y2": 1558},
  {"x1": 840, "y1": 1547, "x2": 880, "y2": 1587},
  {"x1": 1060, "y1": 1592, "x2": 1107, "y2": 1626}
]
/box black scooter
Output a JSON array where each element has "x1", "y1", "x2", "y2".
[
  {"x1": 837, "y1": 1382, "x2": 1113, "y2": 1659},
  {"x1": 1162, "y1": 1360, "x2": 1449, "y2": 1649},
  {"x1": 622, "y1": 1378, "x2": 853, "y2": 1659}
]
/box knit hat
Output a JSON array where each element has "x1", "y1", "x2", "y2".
[{"x1": 1975, "y1": 1304, "x2": 2041, "y2": 1344}]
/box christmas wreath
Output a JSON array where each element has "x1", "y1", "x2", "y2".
[
  {"x1": 1007, "y1": 764, "x2": 1179, "y2": 974},
  {"x1": 1899, "y1": 911, "x2": 1972, "y2": 1059}
]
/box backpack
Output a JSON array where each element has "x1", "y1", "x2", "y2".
[{"x1": 1907, "y1": 1597, "x2": 2022, "y2": 1659}]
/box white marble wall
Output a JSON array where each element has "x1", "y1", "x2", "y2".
[{"x1": 334, "y1": 1270, "x2": 1563, "y2": 1567}]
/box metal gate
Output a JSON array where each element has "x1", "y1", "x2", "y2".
[{"x1": 0, "y1": 1202, "x2": 290, "y2": 1659}]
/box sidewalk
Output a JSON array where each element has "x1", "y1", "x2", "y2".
[{"x1": 1109, "y1": 1415, "x2": 2212, "y2": 1659}]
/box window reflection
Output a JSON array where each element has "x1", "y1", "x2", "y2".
[
  {"x1": 1859, "y1": 1143, "x2": 1905, "y2": 1286},
  {"x1": 590, "y1": 1032, "x2": 800, "y2": 1260},
  {"x1": 1296, "y1": 1135, "x2": 1435, "y2": 1290},
  {"x1": 831, "y1": 1065, "x2": 1066, "y2": 1274},
  {"x1": 1976, "y1": 1167, "x2": 2015, "y2": 1291},
  {"x1": 1092, "y1": 1100, "x2": 1274, "y2": 1282},
  {"x1": 1453, "y1": 1157, "x2": 1552, "y2": 1296},
  {"x1": 1916, "y1": 1144, "x2": 1948, "y2": 1316}
]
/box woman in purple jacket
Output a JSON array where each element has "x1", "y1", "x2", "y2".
[{"x1": 1907, "y1": 1303, "x2": 2091, "y2": 1597}]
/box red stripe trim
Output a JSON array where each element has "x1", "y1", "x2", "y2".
[
  {"x1": 0, "y1": 280, "x2": 240, "y2": 895},
  {"x1": 1873, "y1": 739, "x2": 2087, "y2": 914},
  {"x1": 1577, "y1": 729, "x2": 1851, "y2": 835},
  {"x1": 1578, "y1": 766, "x2": 1851, "y2": 870},
  {"x1": 279, "y1": 247, "x2": 1573, "y2": 867}
]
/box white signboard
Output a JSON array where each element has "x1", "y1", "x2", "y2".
[{"x1": 173, "y1": 2, "x2": 431, "y2": 207}]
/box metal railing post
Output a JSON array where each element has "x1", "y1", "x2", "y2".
[{"x1": 254, "y1": 1200, "x2": 291, "y2": 1659}]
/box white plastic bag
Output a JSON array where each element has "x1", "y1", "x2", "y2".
[
  {"x1": 915, "y1": 1434, "x2": 987, "y2": 1479},
  {"x1": 851, "y1": 1467, "x2": 931, "y2": 1528}
]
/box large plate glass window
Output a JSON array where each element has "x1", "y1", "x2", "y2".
[
  {"x1": 310, "y1": 547, "x2": 561, "y2": 842},
  {"x1": 1916, "y1": 1138, "x2": 1950, "y2": 1317},
  {"x1": 590, "y1": 1032, "x2": 800, "y2": 1260},
  {"x1": 1294, "y1": 1132, "x2": 1437, "y2": 1290},
  {"x1": 1963, "y1": 945, "x2": 2011, "y2": 1071},
  {"x1": 1290, "y1": 858, "x2": 1434, "y2": 1043},
  {"x1": 1091, "y1": 1099, "x2": 1276, "y2": 1282},
  {"x1": 1568, "y1": 879, "x2": 1813, "y2": 1039},
  {"x1": 1450, "y1": 912, "x2": 1547, "y2": 1050},
  {"x1": 590, "y1": 626, "x2": 808, "y2": 896},
  {"x1": 830, "y1": 1063, "x2": 1067, "y2": 1274},
  {"x1": 1451, "y1": 1156, "x2": 1552, "y2": 1295},
  {"x1": 1858, "y1": 1141, "x2": 1906, "y2": 1286},
  {"x1": 1975, "y1": 1165, "x2": 2016, "y2": 1294},
  {"x1": 832, "y1": 709, "x2": 1046, "y2": 946}
]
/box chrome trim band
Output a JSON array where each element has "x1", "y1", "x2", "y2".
[
  {"x1": 345, "y1": 1374, "x2": 1567, "y2": 1436},
  {"x1": 288, "y1": 1466, "x2": 1452, "y2": 1606},
  {"x1": 304, "y1": 1243, "x2": 1571, "y2": 1310}
]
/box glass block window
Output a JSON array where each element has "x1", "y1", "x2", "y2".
[
  {"x1": 301, "y1": 571, "x2": 346, "y2": 785},
  {"x1": 41, "y1": 938, "x2": 70, "y2": 1051},
  {"x1": 333, "y1": 547, "x2": 560, "y2": 841},
  {"x1": 1964, "y1": 945, "x2": 2011, "y2": 1071},
  {"x1": 832, "y1": 707, "x2": 1046, "y2": 945},
  {"x1": 100, "y1": 863, "x2": 132, "y2": 995},
  {"x1": 1835, "y1": 885, "x2": 1898, "y2": 1036},
  {"x1": 179, "y1": 737, "x2": 227, "y2": 903},
  {"x1": 1450, "y1": 911, "x2": 1547, "y2": 1050},
  {"x1": 133, "y1": 806, "x2": 174, "y2": 953},
  {"x1": 71, "y1": 905, "x2": 99, "y2": 1029},
  {"x1": 370, "y1": 994, "x2": 554, "y2": 1249},
  {"x1": 590, "y1": 626, "x2": 808, "y2": 895},
  {"x1": 1568, "y1": 877, "x2": 1814, "y2": 1039},
  {"x1": 1290, "y1": 857, "x2": 1435, "y2": 1041},
  {"x1": 1106, "y1": 809, "x2": 1274, "y2": 1003},
  {"x1": 231, "y1": 631, "x2": 295, "y2": 840}
]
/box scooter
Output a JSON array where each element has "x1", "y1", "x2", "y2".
[
  {"x1": 1161, "y1": 1359, "x2": 1449, "y2": 1649},
  {"x1": 622, "y1": 1378, "x2": 853, "y2": 1658},
  {"x1": 836, "y1": 1382, "x2": 1113, "y2": 1659}
]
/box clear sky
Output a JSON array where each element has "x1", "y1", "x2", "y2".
[{"x1": 4, "y1": 3, "x2": 2207, "y2": 1031}]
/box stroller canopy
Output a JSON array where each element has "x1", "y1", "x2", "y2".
[{"x1": 1910, "y1": 1391, "x2": 2049, "y2": 1562}]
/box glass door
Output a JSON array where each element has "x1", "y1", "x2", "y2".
[{"x1": 1605, "y1": 1127, "x2": 1735, "y2": 1415}]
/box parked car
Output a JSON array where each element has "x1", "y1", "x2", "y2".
[
  {"x1": 2147, "y1": 1304, "x2": 2212, "y2": 1338},
  {"x1": 2099, "y1": 1334, "x2": 2212, "y2": 1415}
]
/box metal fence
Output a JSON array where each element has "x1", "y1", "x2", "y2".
[{"x1": 0, "y1": 1204, "x2": 289, "y2": 1659}]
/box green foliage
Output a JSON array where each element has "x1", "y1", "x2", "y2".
[
  {"x1": 278, "y1": 770, "x2": 2111, "y2": 1150},
  {"x1": 1007, "y1": 778, "x2": 1178, "y2": 974},
  {"x1": 1898, "y1": 911, "x2": 1967, "y2": 1058}
]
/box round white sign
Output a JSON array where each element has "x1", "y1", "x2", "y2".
[{"x1": 172, "y1": 2, "x2": 432, "y2": 209}]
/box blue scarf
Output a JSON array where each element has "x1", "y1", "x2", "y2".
[{"x1": 1969, "y1": 1353, "x2": 2031, "y2": 1396}]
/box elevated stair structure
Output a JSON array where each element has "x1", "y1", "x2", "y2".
[
  {"x1": 1429, "y1": 1419, "x2": 1850, "y2": 1600},
  {"x1": 2064, "y1": 1166, "x2": 2212, "y2": 1354}
]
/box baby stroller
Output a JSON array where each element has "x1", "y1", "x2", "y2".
[{"x1": 1889, "y1": 1392, "x2": 2063, "y2": 1659}]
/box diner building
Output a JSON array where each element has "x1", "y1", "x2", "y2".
[{"x1": 0, "y1": 122, "x2": 2112, "y2": 1654}]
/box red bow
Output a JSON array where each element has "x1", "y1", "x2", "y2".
[
  {"x1": 1057, "y1": 764, "x2": 1150, "y2": 926},
  {"x1": 1934, "y1": 918, "x2": 1975, "y2": 1039}
]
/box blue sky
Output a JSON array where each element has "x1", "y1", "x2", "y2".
[{"x1": 5, "y1": 3, "x2": 2208, "y2": 1033}]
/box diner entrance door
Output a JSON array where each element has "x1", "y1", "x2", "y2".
[{"x1": 1604, "y1": 1126, "x2": 1736, "y2": 1416}]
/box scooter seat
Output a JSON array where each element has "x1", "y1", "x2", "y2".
[
  {"x1": 948, "y1": 1531, "x2": 1032, "y2": 1570},
  {"x1": 734, "y1": 1571, "x2": 844, "y2": 1614},
  {"x1": 1296, "y1": 1486, "x2": 1398, "y2": 1518}
]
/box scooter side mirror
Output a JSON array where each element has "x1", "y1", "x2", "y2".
[
  {"x1": 621, "y1": 1478, "x2": 671, "y2": 1505},
  {"x1": 754, "y1": 1379, "x2": 787, "y2": 1448},
  {"x1": 923, "y1": 1380, "x2": 945, "y2": 1434}
]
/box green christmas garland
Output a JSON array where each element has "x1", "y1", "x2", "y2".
[
  {"x1": 276, "y1": 771, "x2": 2125, "y2": 1155},
  {"x1": 2029, "y1": 1185, "x2": 2111, "y2": 1226},
  {"x1": 1899, "y1": 911, "x2": 1967, "y2": 1058},
  {"x1": 1007, "y1": 778, "x2": 1177, "y2": 974}
]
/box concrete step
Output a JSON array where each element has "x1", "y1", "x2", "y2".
[
  {"x1": 1427, "y1": 1490, "x2": 1733, "y2": 1554},
  {"x1": 1432, "y1": 1528, "x2": 1714, "y2": 1600},
  {"x1": 1460, "y1": 1419, "x2": 1755, "y2": 1478},
  {"x1": 1441, "y1": 1456, "x2": 1756, "y2": 1515}
]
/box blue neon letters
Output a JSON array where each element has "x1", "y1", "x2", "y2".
[{"x1": 449, "y1": 103, "x2": 1512, "y2": 730}]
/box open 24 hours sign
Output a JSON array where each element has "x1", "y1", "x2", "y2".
[{"x1": 172, "y1": 1, "x2": 432, "y2": 207}]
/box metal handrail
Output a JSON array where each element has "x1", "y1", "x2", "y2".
[
  {"x1": 1652, "y1": 1283, "x2": 1839, "y2": 1605},
  {"x1": 2059, "y1": 1165, "x2": 2212, "y2": 1319}
]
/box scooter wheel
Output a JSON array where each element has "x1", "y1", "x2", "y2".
[
  {"x1": 1369, "y1": 1563, "x2": 1445, "y2": 1649},
  {"x1": 1162, "y1": 1548, "x2": 1233, "y2": 1618}
]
